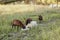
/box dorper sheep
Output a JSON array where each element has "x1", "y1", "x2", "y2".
[{"x1": 26, "y1": 21, "x2": 38, "y2": 28}]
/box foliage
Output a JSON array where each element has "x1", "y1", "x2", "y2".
[
  {"x1": 0, "y1": 0, "x2": 22, "y2": 4},
  {"x1": 0, "y1": 0, "x2": 59, "y2": 4}
]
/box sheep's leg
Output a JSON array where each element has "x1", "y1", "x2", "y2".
[
  {"x1": 11, "y1": 24, "x2": 15, "y2": 31},
  {"x1": 12, "y1": 24, "x2": 15, "y2": 29},
  {"x1": 12, "y1": 24, "x2": 14, "y2": 28},
  {"x1": 12, "y1": 24, "x2": 16, "y2": 28},
  {"x1": 17, "y1": 26, "x2": 20, "y2": 31}
]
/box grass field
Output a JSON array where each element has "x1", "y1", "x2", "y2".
[{"x1": 0, "y1": 5, "x2": 60, "y2": 40}]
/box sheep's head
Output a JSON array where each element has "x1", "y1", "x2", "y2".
[
  {"x1": 26, "y1": 18, "x2": 32, "y2": 25},
  {"x1": 39, "y1": 15, "x2": 43, "y2": 21},
  {"x1": 21, "y1": 26, "x2": 29, "y2": 31}
]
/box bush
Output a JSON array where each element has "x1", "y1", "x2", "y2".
[{"x1": 0, "y1": 0, "x2": 22, "y2": 4}]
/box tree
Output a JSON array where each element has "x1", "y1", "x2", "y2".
[
  {"x1": 57, "y1": 0, "x2": 58, "y2": 7},
  {"x1": 36, "y1": 0, "x2": 42, "y2": 4},
  {"x1": 24, "y1": 0, "x2": 30, "y2": 4},
  {"x1": 44, "y1": 0, "x2": 48, "y2": 5},
  {"x1": 58, "y1": 0, "x2": 60, "y2": 2},
  {"x1": 0, "y1": 0, "x2": 23, "y2": 4}
]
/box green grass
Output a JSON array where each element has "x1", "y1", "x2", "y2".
[{"x1": 0, "y1": 8, "x2": 60, "y2": 40}]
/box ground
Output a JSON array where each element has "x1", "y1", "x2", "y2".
[{"x1": 0, "y1": 5, "x2": 60, "y2": 40}]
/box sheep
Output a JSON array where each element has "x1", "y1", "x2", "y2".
[
  {"x1": 26, "y1": 18, "x2": 32, "y2": 25},
  {"x1": 26, "y1": 21, "x2": 38, "y2": 28},
  {"x1": 12, "y1": 19, "x2": 26, "y2": 30},
  {"x1": 38, "y1": 15, "x2": 43, "y2": 22}
]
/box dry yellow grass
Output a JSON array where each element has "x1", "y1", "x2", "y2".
[
  {"x1": 0, "y1": 4, "x2": 48, "y2": 15},
  {"x1": 0, "y1": 4, "x2": 59, "y2": 15},
  {"x1": 0, "y1": 4, "x2": 35, "y2": 15}
]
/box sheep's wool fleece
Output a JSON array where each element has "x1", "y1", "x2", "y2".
[
  {"x1": 26, "y1": 23, "x2": 33, "y2": 28},
  {"x1": 30, "y1": 21, "x2": 37, "y2": 26}
]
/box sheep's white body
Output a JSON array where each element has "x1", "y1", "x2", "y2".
[
  {"x1": 30, "y1": 21, "x2": 37, "y2": 26},
  {"x1": 26, "y1": 23, "x2": 33, "y2": 28},
  {"x1": 26, "y1": 21, "x2": 38, "y2": 28}
]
